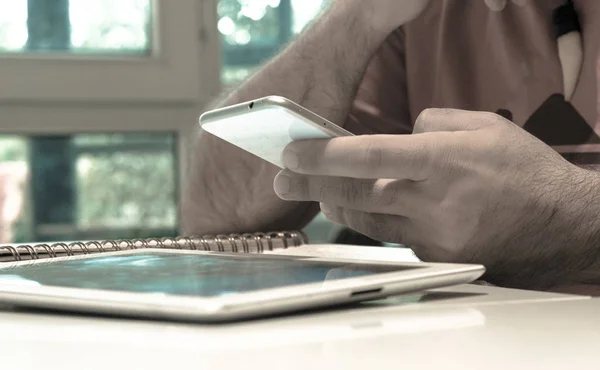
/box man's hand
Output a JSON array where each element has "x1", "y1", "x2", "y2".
[{"x1": 274, "y1": 109, "x2": 600, "y2": 289}]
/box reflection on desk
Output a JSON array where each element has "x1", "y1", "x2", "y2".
[{"x1": 0, "y1": 284, "x2": 594, "y2": 370}]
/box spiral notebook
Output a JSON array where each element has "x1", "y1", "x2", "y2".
[{"x1": 0, "y1": 231, "x2": 307, "y2": 263}]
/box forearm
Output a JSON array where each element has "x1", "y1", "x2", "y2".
[{"x1": 182, "y1": 3, "x2": 396, "y2": 235}]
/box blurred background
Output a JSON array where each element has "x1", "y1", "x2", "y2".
[{"x1": 0, "y1": 0, "x2": 337, "y2": 245}]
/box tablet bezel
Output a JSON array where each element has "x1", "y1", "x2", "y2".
[{"x1": 0, "y1": 249, "x2": 485, "y2": 321}]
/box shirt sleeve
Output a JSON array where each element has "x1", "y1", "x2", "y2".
[{"x1": 344, "y1": 28, "x2": 413, "y2": 135}]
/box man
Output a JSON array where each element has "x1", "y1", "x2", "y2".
[{"x1": 183, "y1": 0, "x2": 600, "y2": 293}]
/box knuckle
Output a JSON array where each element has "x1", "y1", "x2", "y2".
[
  {"x1": 379, "y1": 180, "x2": 402, "y2": 208},
  {"x1": 353, "y1": 139, "x2": 384, "y2": 171},
  {"x1": 486, "y1": 111, "x2": 504, "y2": 121},
  {"x1": 414, "y1": 108, "x2": 434, "y2": 133},
  {"x1": 363, "y1": 140, "x2": 383, "y2": 169},
  {"x1": 360, "y1": 181, "x2": 378, "y2": 204},
  {"x1": 433, "y1": 108, "x2": 458, "y2": 116},
  {"x1": 409, "y1": 138, "x2": 437, "y2": 178},
  {"x1": 415, "y1": 108, "x2": 457, "y2": 133},
  {"x1": 478, "y1": 111, "x2": 511, "y2": 127}
]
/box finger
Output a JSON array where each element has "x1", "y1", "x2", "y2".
[
  {"x1": 282, "y1": 133, "x2": 452, "y2": 180},
  {"x1": 413, "y1": 108, "x2": 508, "y2": 134},
  {"x1": 274, "y1": 170, "x2": 422, "y2": 216},
  {"x1": 320, "y1": 203, "x2": 414, "y2": 245},
  {"x1": 485, "y1": 0, "x2": 507, "y2": 11}
]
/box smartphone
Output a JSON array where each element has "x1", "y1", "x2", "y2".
[{"x1": 199, "y1": 96, "x2": 354, "y2": 168}]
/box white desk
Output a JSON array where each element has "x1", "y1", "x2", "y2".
[{"x1": 0, "y1": 245, "x2": 596, "y2": 370}]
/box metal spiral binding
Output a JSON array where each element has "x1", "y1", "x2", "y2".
[{"x1": 0, "y1": 231, "x2": 307, "y2": 263}]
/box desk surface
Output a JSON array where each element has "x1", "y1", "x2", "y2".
[{"x1": 0, "y1": 245, "x2": 596, "y2": 369}]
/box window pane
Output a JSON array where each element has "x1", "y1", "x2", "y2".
[
  {"x1": 0, "y1": 133, "x2": 178, "y2": 245},
  {"x1": 219, "y1": 0, "x2": 328, "y2": 84},
  {"x1": 76, "y1": 136, "x2": 177, "y2": 231},
  {"x1": 70, "y1": 0, "x2": 152, "y2": 54},
  {"x1": 0, "y1": 0, "x2": 152, "y2": 55}
]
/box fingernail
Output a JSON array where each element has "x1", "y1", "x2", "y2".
[
  {"x1": 274, "y1": 174, "x2": 292, "y2": 196},
  {"x1": 282, "y1": 149, "x2": 300, "y2": 170}
]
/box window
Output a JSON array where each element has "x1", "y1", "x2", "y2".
[{"x1": 0, "y1": 133, "x2": 178, "y2": 244}]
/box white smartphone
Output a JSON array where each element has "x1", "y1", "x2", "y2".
[{"x1": 199, "y1": 96, "x2": 354, "y2": 168}]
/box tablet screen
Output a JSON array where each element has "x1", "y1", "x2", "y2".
[{"x1": 0, "y1": 252, "x2": 420, "y2": 297}]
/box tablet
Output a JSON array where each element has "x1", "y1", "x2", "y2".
[{"x1": 0, "y1": 249, "x2": 484, "y2": 322}]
